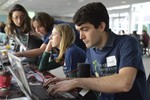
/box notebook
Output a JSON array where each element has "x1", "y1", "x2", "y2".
[{"x1": 7, "y1": 53, "x2": 76, "y2": 100}]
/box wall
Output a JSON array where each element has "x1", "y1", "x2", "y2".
[
  {"x1": 54, "y1": 16, "x2": 72, "y2": 22},
  {"x1": 0, "y1": 15, "x2": 7, "y2": 22},
  {"x1": 0, "y1": 9, "x2": 8, "y2": 23}
]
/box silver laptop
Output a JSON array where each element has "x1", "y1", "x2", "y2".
[
  {"x1": 7, "y1": 53, "x2": 52, "y2": 100},
  {"x1": 7, "y1": 53, "x2": 32, "y2": 100},
  {"x1": 7, "y1": 53, "x2": 76, "y2": 100},
  {"x1": 0, "y1": 32, "x2": 7, "y2": 46}
]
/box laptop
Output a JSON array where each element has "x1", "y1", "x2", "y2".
[
  {"x1": 7, "y1": 53, "x2": 53, "y2": 100},
  {"x1": 0, "y1": 32, "x2": 7, "y2": 45},
  {"x1": 7, "y1": 53, "x2": 76, "y2": 100}
]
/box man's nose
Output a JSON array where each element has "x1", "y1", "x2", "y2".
[{"x1": 80, "y1": 32, "x2": 84, "y2": 40}]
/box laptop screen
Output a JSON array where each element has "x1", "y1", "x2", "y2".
[
  {"x1": 7, "y1": 53, "x2": 76, "y2": 100},
  {"x1": 0, "y1": 32, "x2": 6, "y2": 45},
  {"x1": 7, "y1": 53, "x2": 32, "y2": 99}
]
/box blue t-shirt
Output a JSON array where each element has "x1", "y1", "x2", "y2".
[
  {"x1": 86, "y1": 30, "x2": 147, "y2": 100},
  {"x1": 63, "y1": 44, "x2": 86, "y2": 77},
  {"x1": 43, "y1": 30, "x2": 51, "y2": 44},
  {"x1": 43, "y1": 20, "x2": 65, "y2": 44}
]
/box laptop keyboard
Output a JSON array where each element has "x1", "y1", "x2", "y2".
[
  {"x1": 23, "y1": 65, "x2": 34, "y2": 73},
  {"x1": 30, "y1": 85, "x2": 76, "y2": 100},
  {"x1": 23, "y1": 65, "x2": 76, "y2": 100},
  {"x1": 30, "y1": 85, "x2": 53, "y2": 100}
]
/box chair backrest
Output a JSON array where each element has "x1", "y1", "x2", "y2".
[{"x1": 147, "y1": 74, "x2": 150, "y2": 100}]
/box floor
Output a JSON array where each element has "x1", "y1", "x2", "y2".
[{"x1": 142, "y1": 56, "x2": 150, "y2": 79}]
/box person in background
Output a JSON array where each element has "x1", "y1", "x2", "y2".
[
  {"x1": 121, "y1": 30, "x2": 125, "y2": 35},
  {"x1": 39, "y1": 23, "x2": 86, "y2": 77},
  {"x1": 5, "y1": 4, "x2": 31, "y2": 51},
  {"x1": 118, "y1": 30, "x2": 125, "y2": 35},
  {"x1": 44, "y1": 2, "x2": 147, "y2": 100},
  {"x1": 131, "y1": 30, "x2": 140, "y2": 43},
  {"x1": 5, "y1": 4, "x2": 43, "y2": 64},
  {"x1": 141, "y1": 30, "x2": 150, "y2": 55},
  {"x1": 0, "y1": 22, "x2": 6, "y2": 33},
  {"x1": 14, "y1": 12, "x2": 85, "y2": 61},
  {"x1": 14, "y1": 12, "x2": 54, "y2": 57}
]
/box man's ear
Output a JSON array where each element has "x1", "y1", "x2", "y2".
[{"x1": 99, "y1": 22, "x2": 106, "y2": 32}]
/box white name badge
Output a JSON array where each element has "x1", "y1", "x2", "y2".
[
  {"x1": 106, "y1": 56, "x2": 116, "y2": 67},
  {"x1": 79, "y1": 89, "x2": 89, "y2": 96}
]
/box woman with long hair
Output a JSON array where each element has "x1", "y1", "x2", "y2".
[
  {"x1": 5, "y1": 4, "x2": 31, "y2": 48},
  {"x1": 39, "y1": 23, "x2": 86, "y2": 78}
]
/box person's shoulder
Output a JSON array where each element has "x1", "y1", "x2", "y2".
[
  {"x1": 67, "y1": 44, "x2": 85, "y2": 54},
  {"x1": 118, "y1": 35, "x2": 136, "y2": 42},
  {"x1": 117, "y1": 35, "x2": 140, "y2": 47},
  {"x1": 67, "y1": 44, "x2": 81, "y2": 51},
  {"x1": 124, "y1": 35, "x2": 137, "y2": 41},
  {"x1": 54, "y1": 20, "x2": 66, "y2": 24}
]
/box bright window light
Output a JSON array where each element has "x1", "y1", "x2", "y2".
[{"x1": 108, "y1": 5, "x2": 130, "y2": 11}]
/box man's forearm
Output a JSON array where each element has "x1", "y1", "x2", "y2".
[{"x1": 73, "y1": 74, "x2": 133, "y2": 93}]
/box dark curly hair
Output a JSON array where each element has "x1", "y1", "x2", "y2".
[{"x1": 73, "y1": 2, "x2": 109, "y2": 31}]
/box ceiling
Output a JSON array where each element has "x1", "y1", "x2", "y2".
[{"x1": 0, "y1": 0, "x2": 150, "y2": 17}]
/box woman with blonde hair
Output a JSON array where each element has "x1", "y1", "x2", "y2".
[{"x1": 39, "y1": 23, "x2": 86, "y2": 77}]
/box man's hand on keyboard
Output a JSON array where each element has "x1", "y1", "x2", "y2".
[
  {"x1": 46, "y1": 83, "x2": 76, "y2": 99},
  {"x1": 43, "y1": 77, "x2": 66, "y2": 87},
  {"x1": 46, "y1": 78, "x2": 76, "y2": 95}
]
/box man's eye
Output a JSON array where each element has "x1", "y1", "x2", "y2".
[{"x1": 83, "y1": 28, "x2": 88, "y2": 31}]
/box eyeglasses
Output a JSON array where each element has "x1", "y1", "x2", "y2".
[{"x1": 12, "y1": 16, "x2": 25, "y2": 20}]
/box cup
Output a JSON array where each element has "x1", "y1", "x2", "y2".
[
  {"x1": 0, "y1": 71, "x2": 12, "y2": 89},
  {"x1": 77, "y1": 63, "x2": 91, "y2": 78}
]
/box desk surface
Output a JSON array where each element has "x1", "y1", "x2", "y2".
[
  {"x1": 0, "y1": 64, "x2": 78, "y2": 100},
  {"x1": 0, "y1": 83, "x2": 79, "y2": 100},
  {"x1": 0, "y1": 84, "x2": 25, "y2": 99}
]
